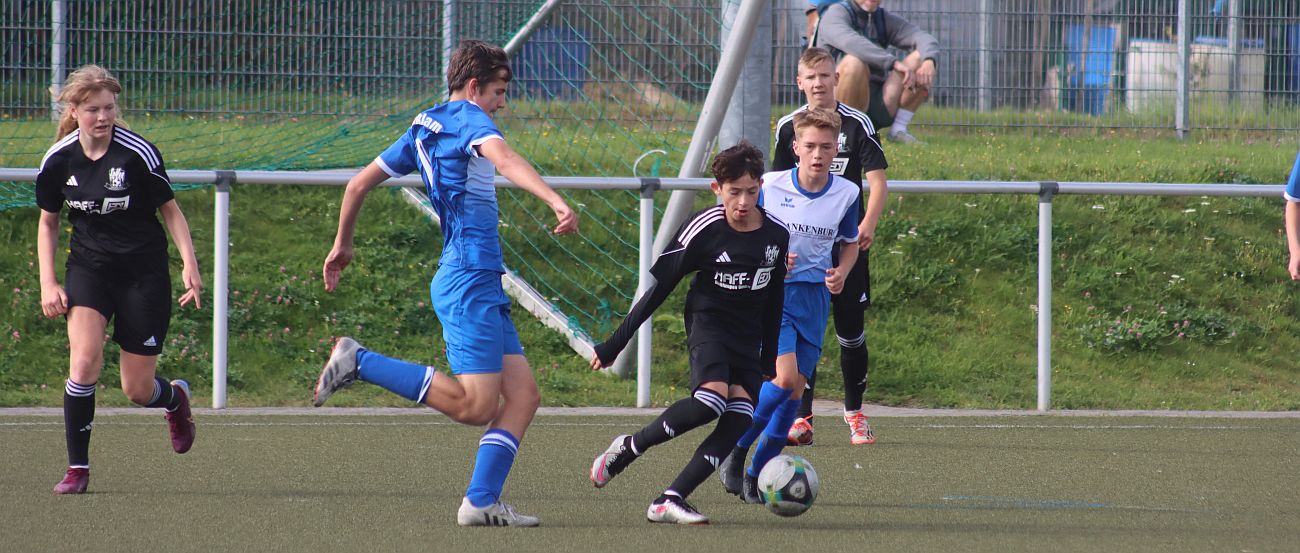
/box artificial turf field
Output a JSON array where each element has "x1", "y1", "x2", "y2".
[{"x1": 2, "y1": 409, "x2": 1297, "y2": 553}]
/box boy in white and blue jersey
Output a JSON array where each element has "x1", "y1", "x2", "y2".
[
  {"x1": 719, "y1": 108, "x2": 861, "y2": 503},
  {"x1": 1284, "y1": 147, "x2": 1300, "y2": 280},
  {"x1": 312, "y1": 40, "x2": 578, "y2": 527}
]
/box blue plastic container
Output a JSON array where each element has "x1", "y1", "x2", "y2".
[{"x1": 512, "y1": 27, "x2": 590, "y2": 101}]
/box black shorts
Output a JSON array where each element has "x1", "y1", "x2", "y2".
[
  {"x1": 831, "y1": 248, "x2": 871, "y2": 311},
  {"x1": 65, "y1": 249, "x2": 171, "y2": 356},
  {"x1": 868, "y1": 81, "x2": 895, "y2": 129},
  {"x1": 689, "y1": 342, "x2": 763, "y2": 399}
]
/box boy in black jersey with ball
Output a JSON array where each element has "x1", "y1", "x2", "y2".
[
  {"x1": 774, "y1": 47, "x2": 888, "y2": 447},
  {"x1": 588, "y1": 142, "x2": 789, "y2": 525}
]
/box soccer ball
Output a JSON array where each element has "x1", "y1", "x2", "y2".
[{"x1": 756, "y1": 454, "x2": 819, "y2": 517}]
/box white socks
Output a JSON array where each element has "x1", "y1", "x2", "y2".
[{"x1": 893, "y1": 108, "x2": 915, "y2": 134}]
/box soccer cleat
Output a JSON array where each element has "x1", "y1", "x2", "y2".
[
  {"x1": 845, "y1": 410, "x2": 876, "y2": 445},
  {"x1": 590, "y1": 434, "x2": 636, "y2": 488},
  {"x1": 165, "y1": 380, "x2": 195, "y2": 454},
  {"x1": 888, "y1": 129, "x2": 921, "y2": 144},
  {"x1": 456, "y1": 497, "x2": 540, "y2": 527},
  {"x1": 646, "y1": 495, "x2": 709, "y2": 525},
  {"x1": 741, "y1": 472, "x2": 763, "y2": 504},
  {"x1": 786, "y1": 416, "x2": 814, "y2": 446},
  {"x1": 718, "y1": 447, "x2": 746, "y2": 496},
  {"x1": 53, "y1": 467, "x2": 89, "y2": 495},
  {"x1": 313, "y1": 337, "x2": 361, "y2": 407}
]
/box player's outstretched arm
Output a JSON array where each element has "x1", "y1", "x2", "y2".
[
  {"x1": 159, "y1": 199, "x2": 203, "y2": 309},
  {"x1": 36, "y1": 210, "x2": 67, "y2": 319},
  {"x1": 1287, "y1": 201, "x2": 1300, "y2": 280},
  {"x1": 324, "y1": 162, "x2": 390, "y2": 292},
  {"x1": 591, "y1": 231, "x2": 699, "y2": 368},
  {"x1": 478, "y1": 138, "x2": 578, "y2": 235}
]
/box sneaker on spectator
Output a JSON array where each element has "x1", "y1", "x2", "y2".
[{"x1": 888, "y1": 129, "x2": 921, "y2": 144}]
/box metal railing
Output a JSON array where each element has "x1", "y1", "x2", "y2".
[{"x1": 0, "y1": 167, "x2": 1282, "y2": 411}]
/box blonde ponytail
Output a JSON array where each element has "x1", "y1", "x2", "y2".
[{"x1": 55, "y1": 65, "x2": 123, "y2": 139}]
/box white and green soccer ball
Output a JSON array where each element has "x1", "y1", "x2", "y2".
[{"x1": 757, "y1": 454, "x2": 819, "y2": 517}]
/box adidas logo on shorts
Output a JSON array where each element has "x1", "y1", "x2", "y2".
[{"x1": 143, "y1": 336, "x2": 157, "y2": 347}]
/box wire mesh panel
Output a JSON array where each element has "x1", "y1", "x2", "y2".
[{"x1": 873, "y1": 0, "x2": 1300, "y2": 131}]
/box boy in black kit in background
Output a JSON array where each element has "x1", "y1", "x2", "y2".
[
  {"x1": 588, "y1": 143, "x2": 789, "y2": 524},
  {"x1": 774, "y1": 47, "x2": 888, "y2": 447}
]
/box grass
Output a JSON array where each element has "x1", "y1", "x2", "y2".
[
  {"x1": 1, "y1": 109, "x2": 1299, "y2": 409},
  {"x1": 2, "y1": 411, "x2": 1297, "y2": 553}
]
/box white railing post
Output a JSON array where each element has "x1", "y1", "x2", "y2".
[
  {"x1": 1037, "y1": 182, "x2": 1056, "y2": 411},
  {"x1": 635, "y1": 179, "x2": 659, "y2": 408},
  {"x1": 978, "y1": 0, "x2": 991, "y2": 112},
  {"x1": 1176, "y1": 0, "x2": 1190, "y2": 139},
  {"x1": 50, "y1": 0, "x2": 67, "y2": 121},
  {"x1": 212, "y1": 172, "x2": 233, "y2": 409}
]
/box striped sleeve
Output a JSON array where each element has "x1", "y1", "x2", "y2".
[
  {"x1": 592, "y1": 208, "x2": 718, "y2": 364},
  {"x1": 114, "y1": 127, "x2": 174, "y2": 207}
]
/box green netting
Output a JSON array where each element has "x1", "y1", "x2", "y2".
[{"x1": 0, "y1": 0, "x2": 730, "y2": 339}]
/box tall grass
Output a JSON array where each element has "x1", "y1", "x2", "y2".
[{"x1": 0, "y1": 118, "x2": 1297, "y2": 409}]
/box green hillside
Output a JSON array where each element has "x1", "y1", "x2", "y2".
[{"x1": 1, "y1": 124, "x2": 1297, "y2": 410}]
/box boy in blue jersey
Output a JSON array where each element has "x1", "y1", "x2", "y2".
[
  {"x1": 719, "y1": 108, "x2": 861, "y2": 503},
  {"x1": 312, "y1": 40, "x2": 578, "y2": 527},
  {"x1": 1285, "y1": 147, "x2": 1300, "y2": 280}
]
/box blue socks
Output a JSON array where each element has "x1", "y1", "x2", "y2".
[
  {"x1": 356, "y1": 349, "x2": 434, "y2": 403},
  {"x1": 748, "y1": 397, "x2": 801, "y2": 478},
  {"x1": 466, "y1": 428, "x2": 520, "y2": 508},
  {"x1": 736, "y1": 381, "x2": 793, "y2": 449}
]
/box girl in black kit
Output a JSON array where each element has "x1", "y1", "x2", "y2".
[
  {"x1": 587, "y1": 143, "x2": 789, "y2": 525},
  {"x1": 36, "y1": 65, "x2": 203, "y2": 494}
]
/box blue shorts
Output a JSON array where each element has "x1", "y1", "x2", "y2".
[
  {"x1": 777, "y1": 282, "x2": 830, "y2": 379},
  {"x1": 430, "y1": 267, "x2": 523, "y2": 375}
]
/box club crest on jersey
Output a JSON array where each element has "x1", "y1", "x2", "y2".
[
  {"x1": 838, "y1": 133, "x2": 847, "y2": 153},
  {"x1": 105, "y1": 167, "x2": 127, "y2": 191},
  {"x1": 763, "y1": 244, "x2": 780, "y2": 267},
  {"x1": 65, "y1": 175, "x2": 79, "y2": 187}
]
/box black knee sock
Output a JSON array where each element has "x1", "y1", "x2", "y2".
[
  {"x1": 64, "y1": 380, "x2": 96, "y2": 467},
  {"x1": 666, "y1": 398, "x2": 755, "y2": 498},
  {"x1": 630, "y1": 388, "x2": 725, "y2": 454},
  {"x1": 796, "y1": 371, "x2": 816, "y2": 420},
  {"x1": 142, "y1": 376, "x2": 179, "y2": 410},
  {"x1": 841, "y1": 340, "x2": 869, "y2": 412}
]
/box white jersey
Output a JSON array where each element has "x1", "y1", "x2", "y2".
[{"x1": 759, "y1": 168, "x2": 861, "y2": 284}]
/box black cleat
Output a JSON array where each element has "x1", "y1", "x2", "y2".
[{"x1": 718, "y1": 446, "x2": 746, "y2": 496}]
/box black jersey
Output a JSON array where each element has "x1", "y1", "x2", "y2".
[
  {"x1": 594, "y1": 206, "x2": 790, "y2": 371},
  {"x1": 773, "y1": 102, "x2": 888, "y2": 197},
  {"x1": 36, "y1": 127, "x2": 175, "y2": 257}
]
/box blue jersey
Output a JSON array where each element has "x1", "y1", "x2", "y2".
[
  {"x1": 375, "y1": 100, "x2": 506, "y2": 272},
  {"x1": 1286, "y1": 147, "x2": 1300, "y2": 202},
  {"x1": 759, "y1": 168, "x2": 861, "y2": 284}
]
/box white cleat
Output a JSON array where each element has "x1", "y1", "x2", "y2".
[
  {"x1": 456, "y1": 497, "x2": 540, "y2": 527},
  {"x1": 590, "y1": 434, "x2": 634, "y2": 488},
  {"x1": 646, "y1": 495, "x2": 709, "y2": 525},
  {"x1": 313, "y1": 337, "x2": 361, "y2": 407}
]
